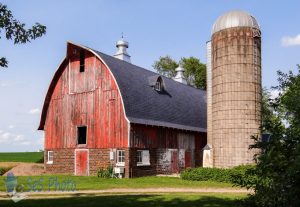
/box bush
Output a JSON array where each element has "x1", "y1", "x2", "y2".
[
  {"x1": 97, "y1": 166, "x2": 114, "y2": 178},
  {"x1": 230, "y1": 165, "x2": 257, "y2": 186},
  {"x1": 181, "y1": 165, "x2": 255, "y2": 184},
  {"x1": 36, "y1": 156, "x2": 44, "y2": 163},
  {"x1": 0, "y1": 167, "x2": 11, "y2": 176}
]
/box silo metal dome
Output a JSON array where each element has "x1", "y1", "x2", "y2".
[{"x1": 212, "y1": 10, "x2": 260, "y2": 34}]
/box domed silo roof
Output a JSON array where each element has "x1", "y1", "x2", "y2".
[{"x1": 212, "y1": 10, "x2": 260, "y2": 34}]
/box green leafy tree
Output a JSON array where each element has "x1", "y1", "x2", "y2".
[
  {"x1": 0, "y1": 3, "x2": 46, "y2": 68},
  {"x1": 261, "y1": 87, "x2": 277, "y2": 133},
  {"x1": 233, "y1": 65, "x2": 300, "y2": 207},
  {"x1": 180, "y1": 57, "x2": 206, "y2": 89},
  {"x1": 152, "y1": 56, "x2": 178, "y2": 78},
  {"x1": 153, "y1": 56, "x2": 207, "y2": 90}
]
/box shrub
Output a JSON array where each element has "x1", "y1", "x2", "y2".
[
  {"x1": 181, "y1": 167, "x2": 232, "y2": 182},
  {"x1": 230, "y1": 165, "x2": 257, "y2": 186},
  {"x1": 36, "y1": 156, "x2": 44, "y2": 163},
  {"x1": 97, "y1": 166, "x2": 114, "y2": 178},
  {"x1": 181, "y1": 165, "x2": 255, "y2": 184},
  {"x1": 0, "y1": 167, "x2": 11, "y2": 176}
]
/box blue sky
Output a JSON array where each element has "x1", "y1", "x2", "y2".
[{"x1": 1, "y1": 0, "x2": 300, "y2": 152}]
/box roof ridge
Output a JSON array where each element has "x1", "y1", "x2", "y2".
[{"x1": 89, "y1": 47, "x2": 206, "y2": 93}]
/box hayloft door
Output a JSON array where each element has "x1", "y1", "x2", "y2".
[
  {"x1": 75, "y1": 149, "x2": 89, "y2": 176},
  {"x1": 171, "y1": 150, "x2": 178, "y2": 173}
]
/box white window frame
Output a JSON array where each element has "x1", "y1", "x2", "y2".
[
  {"x1": 116, "y1": 150, "x2": 125, "y2": 166},
  {"x1": 155, "y1": 80, "x2": 162, "y2": 91},
  {"x1": 47, "y1": 151, "x2": 53, "y2": 164},
  {"x1": 137, "y1": 150, "x2": 150, "y2": 166}
]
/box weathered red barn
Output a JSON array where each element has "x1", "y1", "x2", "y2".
[{"x1": 38, "y1": 41, "x2": 207, "y2": 177}]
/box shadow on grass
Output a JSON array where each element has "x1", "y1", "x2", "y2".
[{"x1": 0, "y1": 193, "x2": 245, "y2": 207}]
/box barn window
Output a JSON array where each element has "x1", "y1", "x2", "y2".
[
  {"x1": 47, "y1": 151, "x2": 53, "y2": 164},
  {"x1": 117, "y1": 150, "x2": 125, "y2": 166},
  {"x1": 80, "y1": 50, "x2": 85, "y2": 72},
  {"x1": 137, "y1": 150, "x2": 150, "y2": 166},
  {"x1": 77, "y1": 126, "x2": 87, "y2": 145},
  {"x1": 155, "y1": 80, "x2": 161, "y2": 91},
  {"x1": 154, "y1": 77, "x2": 163, "y2": 91}
]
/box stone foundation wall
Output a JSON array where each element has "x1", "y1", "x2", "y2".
[{"x1": 45, "y1": 147, "x2": 203, "y2": 177}]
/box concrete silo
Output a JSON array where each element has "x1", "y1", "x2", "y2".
[{"x1": 206, "y1": 10, "x2": 262, "y2": 168}]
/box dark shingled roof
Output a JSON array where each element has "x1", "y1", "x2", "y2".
[{"x1": 91, "y1": 49, "x2": 207, "y2": 132}]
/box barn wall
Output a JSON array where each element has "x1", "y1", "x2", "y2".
[
  {"x1": 44, "y1": 44, "x2": 129, "y2": 149},
  {"x1": 130, "y1": 124, "x2": 206, "y2": 149},
  {"x1": 129, "y1": 124, "x2": 207, "y2": 176}
]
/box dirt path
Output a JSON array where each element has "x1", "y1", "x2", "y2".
[
  {"x1": 0, "y1": 187, "x2": 250, "y2": 200},
  {"x1": 3, "y1": 163, "x2": 45, "y2": 176}
]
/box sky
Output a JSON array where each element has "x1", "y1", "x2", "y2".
[{"x1": 0, "y1": 0, "x2": 300, "y2": 152}]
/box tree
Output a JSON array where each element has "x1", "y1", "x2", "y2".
[
  {"x1": 261, "y1": 87, "x2": 277, "y2": 133},
  {"x1": 153, "y1": 56, "x2": 207, "y2": 90},
  {"x1": 152, "y1": 56, "x2": 178, "y2": 78},
  {"x1": 180, "y1": 57, "x2": 206, "y2": 90},
  {"x1": 233, "y1": 65, "x2": 300, "y2": 207},
  {"x1": 0, "y1": 3, "x2": 46, "y2": 68}
]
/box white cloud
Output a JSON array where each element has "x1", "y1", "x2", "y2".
[
  {"x1": 20, "y1": 141, "x2": 31, "y2": 145},
  {"x1": 0, "y1": 132, "x2": 13, "y2": 143},
  {"x1": 28, "y1": 108, "x2": 40, "y2": 114},
  {"x1": 281, "y1": 34, "x2": 300, "y2": 46},
  {"x1": 13, "y1": 135, "x2": 25, "y2": 142},
  {"x1": 8, "y1": 125, "x2": 15, "y2": 129},
  {"x1": 0, "y1": 82, "x2": 8, "y2": 87},
  {"x1": 0, "y1": 131, "x2": 27, "y2": 145}
]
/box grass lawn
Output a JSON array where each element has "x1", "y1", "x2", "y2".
[
  {"x1": 0, "y1": 152, "x2": 43, "y2": 163},
  {"x1": 0, "y1": 176, "x2": 236, "y2": 192},
  {"x1": 0, "y1": 192, "x2": 247, "y2": 207}
]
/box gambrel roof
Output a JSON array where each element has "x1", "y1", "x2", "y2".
[{"x1": 39, "y1": 42, "x2": 207, "y2": 132}]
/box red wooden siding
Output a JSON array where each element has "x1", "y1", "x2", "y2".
[
  {"x1": 130, "y1": 123, "x2": 206, "y2": 149},
  {"x1": 44, "y1": 44, "x2": 128, "y2": 149},
  {"x1": 185, "y1": 151, "x2": 192, "y2": 168}
]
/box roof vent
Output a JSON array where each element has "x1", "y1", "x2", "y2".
[
  {"x1": 114, "y1": 35, "x2": 131, "y2": 63},
  {"x1": 173, "y1": 65, "x2": 187, "y2": 85}
]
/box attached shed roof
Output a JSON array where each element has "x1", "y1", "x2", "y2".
[{"x1": 39, "y1": 43, "x2": 207, "y2": 132}]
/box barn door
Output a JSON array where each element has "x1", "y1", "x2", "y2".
[
  {"x1": 185, "y1": 151, "x2": 191, "y2": 168},
  {"x1": 75, "y1": 149, "x2": 89, "y2": 176},
  {"x1": 171, "y1": 150, "x2": 178, "y2": 173}
]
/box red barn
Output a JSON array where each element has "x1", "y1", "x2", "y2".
[{"x1": 38, "y1": 41, "x2": 207, "y2": 177}]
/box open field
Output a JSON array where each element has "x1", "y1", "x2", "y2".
[
  {"x1": 0, "y1": 176, "x2": 238, "y2": 192},
  {"x1": 0, "y1": 152, "x2": 43, "y2": 163},
  {"x1": 0, "y1": 192, "x2": 246, "y2": 207}
]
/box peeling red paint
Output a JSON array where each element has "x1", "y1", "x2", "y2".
[
  {"x1": 75, "y1": 150, "x2": 88, "y2": 175},
  {"x1": 44, "y1": 44, "x2": 128, "y2": 150}
]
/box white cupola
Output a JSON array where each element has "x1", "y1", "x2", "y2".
[
  {"x1": 173, "y1": 65, "x2": 187, "y2": 84},
  {"x1": 114, "y1": 35, "x2": 131, "y2": 63}
]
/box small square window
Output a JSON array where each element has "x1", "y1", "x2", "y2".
[
  {"x1": 47, "y1": 151, "x2": 53, "y2": 164},
  {"x1": 77, "y1": 126, "x2": 87, "y2": 145},
  {"x1": 137, "y1": 150, "x2": 150, "y2": 166},
  {"x1": 117, "y1": 150, "x2": 125, "y2": 166}
]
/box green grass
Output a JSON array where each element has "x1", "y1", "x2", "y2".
[
  {"x1": 0, "y1": 152, "x2": 43, "y2": 163},
  {"x1": 0, "y1": 176, "x2": 235, "y2": 192},
  {"x1": 0, "y1": 193, "x2": 247, "y2": 207}
]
